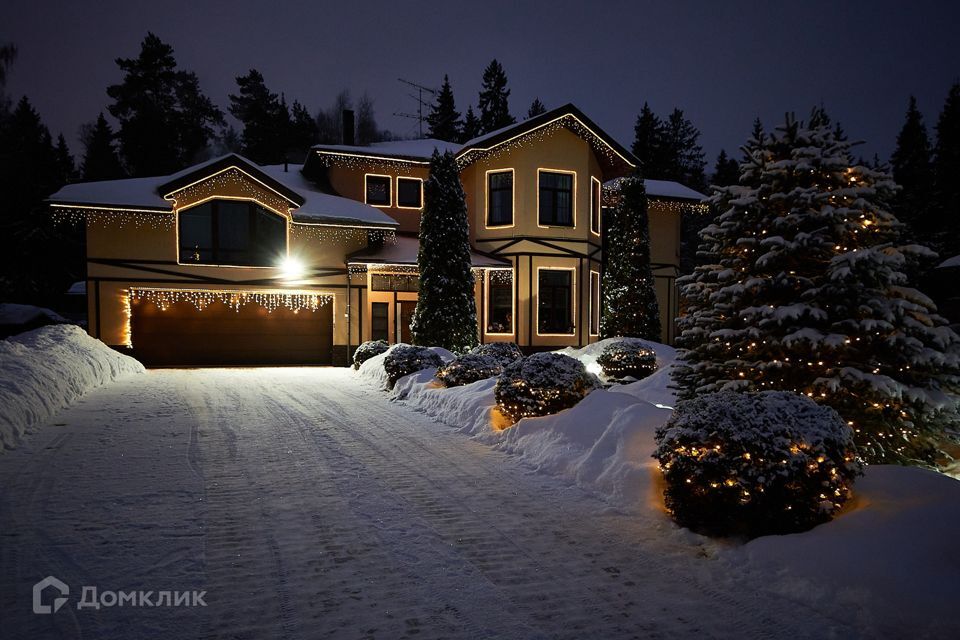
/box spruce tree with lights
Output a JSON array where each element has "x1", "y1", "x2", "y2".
[
  {"x1": 426, "y1": 75, "x2": 461, "y2": 142},
  {"x1": 674, "y1": 109, "x2": 960, "y2": 465},
  {"x1": 410, "y1": 150, "x2": 479, "y2": 353},
  {"x1": 600, "y1": 169, "x2": 661, "y2": 341}
]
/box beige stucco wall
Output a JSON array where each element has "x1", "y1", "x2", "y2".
[{"x1": 326, "y1": 164, "x2": 429, "y2": 235}]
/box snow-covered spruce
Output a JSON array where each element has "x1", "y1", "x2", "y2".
[
  {"x1": 596, "y1": 338, "x2": 658, "y2": 383},
  {"x1": 471, "y1": 341, "x2": 524, "y2": 365},
  {"x1": 436, "y1": 353, "x2": 503, "y2": 388},
  {"x1": 494, "y1": 352, "x2": 598, "y2": 422},
  {"x1": 674, "y1": 108, "x2": 960, "y2": 465},
  {"x1": 383, "y1": 345, "x2": 444, "y2": 388},
  {"x1": 654, "y1": 391, "x2": 862, "y2": 538},
  {"x1": 352, "y1": 340, "x2": 389, "y2": 369}
]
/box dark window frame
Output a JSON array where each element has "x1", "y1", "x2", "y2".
[
  {"x1": 486, "y1": 170, "x2": 514, "y2": 227},
  {"x1": 396, "y1": 177, "x2": 423, "y2": 209},
  {"x1": 365, "y1": 174, "x2": 392, "y2": 206},
  {"x1": 486, "y1": 270, "x2": 514, "y2": 334},
  {"x1": 589, "y1": 270, "x2": 600, "y2": 335},
  {"x1": 177, "y1": 199, "x2": 286, "y2": 267},
  {"x1": 538, "y1": 268, "x2": 574, "y2": 335},
  {"x1": 538, "y1": 170, "x2": 575, "y2": 227},
  {"x1": 371, "y1": 302, "x2": 389, "y2": 342}
]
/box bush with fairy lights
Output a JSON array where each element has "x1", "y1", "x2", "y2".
[
  {"x1": 383, "y1": 345, "x2": 444, "y2": 388},
  {"x1": 494, "y1": 352, "x2": 598, "y2": 422},
  {"x1": 653, "y1": 391, "x2": 862, "y2": 538},
  {"x1": 471, "y1": 341, "x2": 524, "y2": 366},
  {"x1": 596, "y1": 338, "x2": 658, "y2": 383},
  {"x1": 352, "y1": 340, "x2": 389, "y2": 369},
  {"x1": 437, "y1": 353, "x2": 503, "y2": 387}
]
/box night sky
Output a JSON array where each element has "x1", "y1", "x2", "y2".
[{"x1": 4, "y1": 0, "x2": 959, "y2": 169}]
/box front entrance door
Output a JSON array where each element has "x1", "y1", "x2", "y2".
[{"x1": 399, "y1": 301, "x2": 416, "y2": 344}]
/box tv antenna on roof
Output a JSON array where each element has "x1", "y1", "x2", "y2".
[{"x1": 393, "y1": 78, "x2": 437, "y2": 139}]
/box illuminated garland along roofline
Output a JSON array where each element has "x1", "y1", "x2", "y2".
[
  {"x1": 312, "y1": 150, "x2": 433, "y2": 166},
  {"x1": 162, "y1": 164, "x2": 303, "y2": 207},
  {"x1": 48, "y1": 202, "x2": 173, "y2": 214}
]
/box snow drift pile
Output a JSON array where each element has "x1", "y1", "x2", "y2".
[{"x1": 0, "y1": 324, "x2": 145, "y2": 449}]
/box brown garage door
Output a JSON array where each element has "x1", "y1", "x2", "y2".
[{"x1": 131, "y1": 298, "x2": 333, "y2": 366}]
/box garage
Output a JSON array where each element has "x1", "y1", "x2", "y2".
[{"x1": 129, "y1": 292, "x2": 333, "y2": 366}]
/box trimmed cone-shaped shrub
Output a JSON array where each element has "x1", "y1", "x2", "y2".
[
  {"x1": 436, "y1": 353, "x2": 503, "y2": 387},
  {"x1": 471, "y1": 341, "x2": 524, "y2": 365},
  {"x1": 495, "y1": 352, "x2": 597, "y2": 422},
  {"x1": 596, "y1": 338, "x2": 658, "y2": 382},
  {"x1": 353, "y1": 340, "x2": 389, "y2": 369},
  {"x1": 383, "y1": 345, "x2": 443, "y2": 388},
  {"x1": 653, "y1": 391, "x2": 862, "y2": 538}
]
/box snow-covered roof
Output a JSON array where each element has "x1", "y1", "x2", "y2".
[
  {"x1": 48, "y1": 176, "x2": 172, "y2": 211},
  {"x1": 311, "y1": 139, "x2": 461, "y2": 162},
  {"x1": 604, "y1": 177, "x2": 707, "y2": 202},
  {"x1": 0, "y1": 303, "x2": 69, "y2": 326},
  {"x1": 259, "y1": 165, "x2": 397, "y2": 227},
  {"x1": 47, "y1": 154, "x2": 397, "y2": 228},
  {"x1": 937, "y1": 255, "x2": 960, "y2": 269},
  {"x1": 67, "y1": 281, "x2": 86, "y2": 295},
  {"x1": 347, "y1": 234, "x2": 509, "y2": 267}
]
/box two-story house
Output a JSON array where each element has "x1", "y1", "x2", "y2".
[{"x1": 47, "y1": 104, "x2": 704, "y2": 366}]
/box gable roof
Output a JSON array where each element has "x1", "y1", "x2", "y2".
[
  {"x1": 48, "y1": 154, "x2": 398, "y2": 228},
  {"x1": 308, "y1": 103, "x2": 638, "y2": 178}
]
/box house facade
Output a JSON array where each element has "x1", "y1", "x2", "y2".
[{"x1": 47, "y1": 104, "x2": 704, "y2": 366}]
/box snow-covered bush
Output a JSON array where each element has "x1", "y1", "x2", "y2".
[
  {"x1": 383, "y1": 345, "x2": 444, "y2": 388},
  {"x1": 352, "y1": 340, "x2": 389, "y2": 369},
  {"x1": 596, "y1": 338, "x2": 658, "y2": 382},
  {"x1": 495, "y1": 352, "x2": 598, "y2": 422},
  {"x1": 471, "y1": 341, "x2": 524, "y2": 365},
  {"x1": 436, "y1": 353, "x2": 503, "y2": 388},
  {"x1": 654, "y1": 391, "x2": 862, "y2": 538}
]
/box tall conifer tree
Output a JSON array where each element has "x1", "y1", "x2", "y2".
[
  {"x1": 410, "y1": 151, "x2": 478, "y2": 352},
  {"x1": 890, "y1": 96, "x2": 934, "y2": 245},
  {"x1": 229, "y1": 69, "x2": 287, "y2": 164},
  {"x1": 426, "y1": 75, "x2": 461, "y2": 142},
  {"x1": 934, "y1": 83, "x2": 960, "y2": 257},
  {"x1": 461, "y1": 105, "x2": 480, "y2": 143},
  {"x1": 80, "y1": 113, "x2": 125, "y2": 181},
  {"x1": 477, "y1": 59, "x2": 515, "y2": 134},
  {"x1": 674, "y1": 109, "x2": 960, "y2": 465}
]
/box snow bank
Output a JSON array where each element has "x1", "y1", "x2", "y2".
[
  {"x1": 0, "y1": 324, "x2": 145, "y2": 450},
  {"x1": 721, "y1": 465, "x2": 960, "y2": 637}
]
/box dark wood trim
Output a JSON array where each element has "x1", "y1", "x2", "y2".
[
  {"x1": 94, "y1": 280, "x2": 101, "y2": 338},
  {"x1": 527, "y1": 255, "x2": 533, "y2": 345},
  {"x1": 578, "y1": 257, "x2": 584, "y2": 346},
  {"x1": 85, "y1": 275, "x2": 364, "y2": 289},
  {"x1": 474, "y1": 235, "x2": 603, "y2": 251}
]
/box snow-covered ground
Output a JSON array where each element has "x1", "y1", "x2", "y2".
[
  {"x1": 0, "y1": 366, "x2": 897, "y2": 639},
  {"x1": 369, "y1": 338, "x2": 960, "y2": 637},
  {"x1": 0, "y1": 324, "x2": 144, "y2": 450}
]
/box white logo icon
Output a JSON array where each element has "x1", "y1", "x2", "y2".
[{"x1": 33, "y1": 576, "x2": 69, "y2": 614}]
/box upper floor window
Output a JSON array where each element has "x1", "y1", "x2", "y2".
[
  {"x1": 590, "y1": 177, "x2": 602, "y2": 235},
  {"x1": 538, "y1": 170, "x2": 574, "y2": 227},
  {"x1": 396, "y1": 177, "x2": 423, "y2": 209},
  {"x1": 178, "y1": 200, "x2": 286, "y2": 267},
  {"x1": 365, "y1": 174, "x2": 391, "y2": 206},
  {"x1": 486, "y1": 170, "x2": 514, "y2": 227}
]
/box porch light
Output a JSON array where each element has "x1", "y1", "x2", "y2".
[{"x1": 279, "y1": 255, "x2": 306, "y2": 280}]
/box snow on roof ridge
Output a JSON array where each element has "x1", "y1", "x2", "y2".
[{"x1": 604, "y1": 176, "x2": 707, "y2": 202}]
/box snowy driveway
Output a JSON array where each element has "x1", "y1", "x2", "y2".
[{"x1": 0, "y1": 368, "x2": 854, "y2": 639}]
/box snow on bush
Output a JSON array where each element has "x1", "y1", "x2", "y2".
[
  {"x1": 471, "y1": 341, "x2": 524, "y2": 365},
  {"x1": 383, "y1": 345, "x2": 445, "y2": 388},
  {"x1": 436, "y1": 352, "x2": 503, "y2": 388},
  {"x1": 352, "y1": 340, "x2": 389, "y2": 369},
  {"x1": 596, "y1": 338, "x2": 658, "y2": 383},
  {"x1": 495, "y1": 352, "x2": 599, "y2": 422},
  {"x1": 0, "y1": 324, "x2": 145, "y2": 450},
  {"x1": 654, "y1": 391, "x2": 862, "y2": 538}
]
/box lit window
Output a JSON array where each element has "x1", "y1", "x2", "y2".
[
  {"x1": 487, "y1": 170, "x2": 514, "y2": 226},
  {"x1": 538, "y1": 269, "x2": 574, "y2": 334},
  {"x1": 486, "y1": 270, "x2": 513, "y2": 334},
  {"x1": 589, "y1": 270, "x2": 600, "y2": 335},
  {"x1": 397, "y1": 177, "x2": 423, "y2": 208},
  {"x1": 178, "y1": 200, "x2": 285, "y2": 267},
  {"x1": 365, "y1": 175, "x2": 391, "y2": 206},
  {"x1": 590, "y1": 177, "x2": 602, "y2": 235},
  {"x1": 371, "y1": 273, "x2": 419, "y2": 292},
  {"x1": 539, "y1": 171, "x2": 574, "y2": 227}
]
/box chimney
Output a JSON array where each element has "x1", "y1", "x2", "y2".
[{"x1": 342, "y1": 109, "x2": 355, "y2": 146}]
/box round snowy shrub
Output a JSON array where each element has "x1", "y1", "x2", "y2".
[
  {"x1": 382, "y1": 345, "x2": 444, "y2": 387},
  {"x1": 494, "y1": 352, "x2": 597, "y2": 422},
  {"x1": 653, "y1": 391, "x2": 862, "y2": 538},
  {"x1": 436, "y1": 353, "x2": 503, "y2": 387},
  {"x1": 352, "y1": 340, "x2": 389, "y2": 369},
  {"x1": 471, "y1": 341, "x2": 524, "y2": 365},
  {"x1": 596, "y1": 338, "x2": 658, "y2": 382}
]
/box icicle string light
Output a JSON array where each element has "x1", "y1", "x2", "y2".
[
  {"x1": 129, "y1": 288, "x2": 333, "y2": 313},
  {"x1": 52, "y1": 206, "x2": 175, "y2": 229},
  {"x1": 291, "y1": 225, "x2": 396, "y2": 244},
  {"x1": 166, "y1": 167, "x2": 293, "y2": 215}
]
